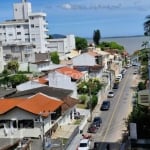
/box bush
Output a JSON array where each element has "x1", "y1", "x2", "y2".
[
  {"x1": 79, "y1": 95, "x2": 87, "y2": 104},
  {"x1": 138, "y1": 82, "x2": 146, "y2": 91}
]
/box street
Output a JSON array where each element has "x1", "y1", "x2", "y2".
[{"x1": 67, "y1": 66, "x2": 136, "y2": 150}]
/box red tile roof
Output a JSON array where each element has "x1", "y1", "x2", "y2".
[
  {"x1": 18, "y1": 93, "x2": 63, "y2": 117},
  {"x1": 33, "y1": 77, "x2": 48, "y2": 84},
  {"x1": 0, "y1": 93, "x2": 63, "y2": 117},
  {"x1": 56, "y1": 66, "x2": 84, "y2": 80},
  {"x1": 0, "y1": 98, "x2": 25, "y2": 114}
]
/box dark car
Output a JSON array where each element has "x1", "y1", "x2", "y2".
[
  {"x1": 92, "y1": 116, "x2": 102, "y2": 127},
  {"x1": 112, "y1": 83, "x2": 119, "y2": 89},
  {"x1": 87, "y1": 123, "x2": 98, "y2": 133},
  {"x1": 100, "y1": 101, "x2": 110, "y2": 111}
]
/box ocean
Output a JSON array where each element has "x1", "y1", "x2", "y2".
[{"x1": 88, "y1": 35, "x2": 150, "y2": 55}]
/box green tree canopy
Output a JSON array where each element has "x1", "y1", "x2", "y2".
[
  {"x1": 9, "y1": 74, "x2": 29, "y2": 88},
  {"x1": 75, "y1": 37, "x2": 88, "y2": 51},
  {"x1": 7, "y1": 60, "x2": 19, "y2": 73},
  {"x1": 93, "y1": 29, "x2": 101, "y2": 46},
  {"x1": 50, "y1": 51, "x2": 60, "y2": 64},
  {"x1": 99, "y1": 41, "x2": 124, "y2": 53}
]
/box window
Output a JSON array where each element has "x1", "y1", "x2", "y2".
[
  {"x1": 17, "y1": 32, "x2": 21, "y2": 35},
  {"x1": 30, "y1": 17, "x2": 34, "y2": 20},
  {"x1": 32, "y1": 38, "x2": 35, "y2": 41},
  {"x1": 16, "y1": 25, "x2": 20, "y2": 28},
  {"x1": 31, "y1": 24, "x2": 34, "y2": 28}
]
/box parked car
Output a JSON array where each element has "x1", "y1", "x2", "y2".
[
  {"x1": 107, "y1": 91, "x2": 114, "y2": 98},
  {"x1": 92, "y1": 116, "x2": 102, "y2": 127},
  {"x1": 87, "y1": 123, "x2": 98, "y2": 133},
  {"x1": 112, "y1": 83, "x2": 119, "y2": 89},
  {"x1": 100, "y1": 100, "x2": 110, "y2": 111},
  {"x1": 77, "y1": 139, "x2": 91, "y2": 150}
]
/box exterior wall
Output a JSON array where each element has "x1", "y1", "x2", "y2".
[
  {"x1": 0, "y1": 41, "x2": 4, "y2": 73},
  {"x1": 48, "y1": 71, "x2": 77, "y2": 98},
  {"x1": 0, "y1": 0, "x2": 48, "y2": 63},
  {"x1": 0, "y1": 108, "x2": 53, "y2": 138},
  {"x1": 47, "y1": 34, "x2": 75, "y2": 56},
  {"x1": 16, "y1": 81, "x2": 46, "y2": 91},
  {"x1": 29, "y1": 61, "x2": 51, "y2": 72},
  {"x1": 72, "y1": 53, "x2": 96, "y2": 66},
  {"x1": 13, "y1": 1, "x2": 32, "y2": 20},
  {"x1": 29, "y1": 13, "x2": 48, "y2": 53}
]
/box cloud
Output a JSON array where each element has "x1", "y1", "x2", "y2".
[
  {"x1": 59, "y1": 0, "x2": 150, "y2": 12},
  {"x1": 60, "y1": 3, "x2": 121, "y2": 10}
]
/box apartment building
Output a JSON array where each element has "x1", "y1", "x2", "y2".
[
  {"x1": 0, "y1": 0, "x2": 48, "y2": 62},
  {"x1": 47, "y1": 34, "x2": 76, "y2": 59},
  {"x1": 0, "y1": 41, "x2": 4, "y2": 72}
]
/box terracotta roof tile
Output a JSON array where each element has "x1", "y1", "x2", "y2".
[
  {"x1": 17, "y1": 93, "x2": 63, "y2": 117},
  {"x1": 0, "y1": 93, "x2": 63, "y2": 117},
  {"x1": 0, "y1": 98, "x2": 25, "y2": 114},
  {"x1": 56, "y1": 66, "x2": 84, "y2": 80},
  {"x1": 33, "y1": 77, "x2": 48, "y2": 84}
]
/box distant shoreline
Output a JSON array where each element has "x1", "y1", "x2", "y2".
[{"x1": 86, "y1": 35, "x2": 144, "y2": 40}]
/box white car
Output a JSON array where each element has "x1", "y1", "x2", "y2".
[
  {"x1": 107, "y1": 91, "x2": 114, "y2": 98},
  {"x1": 77, "y1": 139, "x2": 91, "y2": 150}
]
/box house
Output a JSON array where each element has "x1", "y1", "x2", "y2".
[
  {"x1": 1, "y1": 86, "x2": 79, "y2": 139},
  {"x1": 0, "y1": 93, "x2": 63, "y2": 138},
  {"x1": 48, "y1": 66, "x2": 84, "y2": 98},
  {"x1": 72, "y1": 51, "x2": 105, "y2": 79}
]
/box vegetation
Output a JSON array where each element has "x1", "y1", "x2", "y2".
[
  {"x1": 77, "y1": 78, "x2": 103, "y2": 95},
  {"x1": 128, "y1": 104, "x2": 150, "y2": 138},
  {"x1": 77, "y1": 78, "x2": 103, "y2": 109},
  {"x1": 99, "y1": 41, "x2": 124, "y2": 53},
  {"x1": 137, "y1": 82, "x2": 146, "y2": 91},
  {"x1": 9, "y1": 74, "x2": 29, "y2": 88},
  {"x1": 75, "y1": 37, "x2": 88, "y2": 51},
  {"x1": 93, "y1": 29, "x2": 101, "y2": 46},
  {"x1": 50, "y1": 51, "x2": 60, "y2": 64},
  {"x1": 7, "y1": 60, "x2": 19, "y2": 73}
]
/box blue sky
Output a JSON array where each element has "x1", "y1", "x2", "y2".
[{"x1": 0, "y1": 0, "x2": 150, "y2": 38}]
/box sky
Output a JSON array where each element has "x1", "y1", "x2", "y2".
[{"x1": 0, "y1": 0, "x2": 150, "y2": 38}]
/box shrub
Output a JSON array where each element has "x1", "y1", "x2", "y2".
[{"x1": 79, "y1": 95, "x2": 87, "y2": 104}]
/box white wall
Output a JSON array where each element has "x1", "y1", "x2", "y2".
[
  {"x1": 72, "y1": 53, "x2": 96, "y2": 66},
  {"x1": 48, "y1": 71, "x2": 77, "y2": 98},
  {"x1": 0, "y1": 42, "x2": 4, "y2": 73}
]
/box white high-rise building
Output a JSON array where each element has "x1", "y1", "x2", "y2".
[
  {"x1": 0, "y1": 41, "x2": 4, "y2": 73},
  {"x1": 0, "y1": 0, "x2": 48, "y2": 62}
]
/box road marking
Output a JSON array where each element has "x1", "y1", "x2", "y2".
[{"x1": 99, "y1": 70, "x2": 131, "y2": 149}]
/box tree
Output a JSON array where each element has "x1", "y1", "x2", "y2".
[
  {"x1": 93, "y1": 29, "x2": 101, "y2": 46},
  {"x1": 9, "y1": 74, "x2": 29, "y2": 88},
  {"x1": 7, "y1": 60, "x2": 19, "y2": 73},
  {"x1": 75, "y1": 37, "x2": 88, "y2": 51},
  {"x1": 50, "y1": 51, "x2": 60, "y2": 64},
  {"x1": 144, "y1": 15, "x2": 150, "y2": 36}
]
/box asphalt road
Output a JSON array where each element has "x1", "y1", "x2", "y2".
[
  {"x1": 92, "y1": 67, "x2": 135, "y2": 149},
  {"x1": 67, "y1": 66, "x2": 136, "y2": 150}
]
